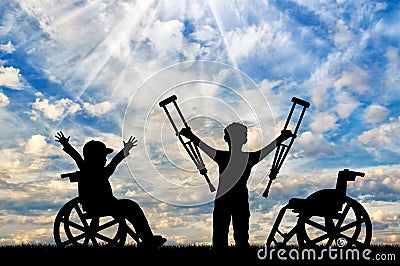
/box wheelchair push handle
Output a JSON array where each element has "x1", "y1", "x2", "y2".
[
  {"x1": 159, "y1": 95, "x2": 178, "y2": 107},
  {"x1": 339, "y1": 169, "x2": 365, "y2": 182}
]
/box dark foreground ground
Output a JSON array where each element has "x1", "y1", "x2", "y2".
[{"x1": 0, "y1": 244, "x2": 398, "y2": 265}]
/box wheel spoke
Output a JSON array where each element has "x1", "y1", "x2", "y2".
[
  {"x1": 67, "y1": 232, "x2": 87, "y2": 243},
  {"x1": 309, "y1": 233, "x2": 330, "y2": 244},
  {"x1": 109, "y1": 236, "x2": 124, "y2": 246},
  {"x1": 74, "y1": 205, "x2": 90, "y2": 228},
  {"x1": 83, "y1": 236, "x2": 90, "y2": 246},
  {"x1": 304, "y1": 219, "x2": 327, "y2": 232},
  {"x1": 339, "y1": 219, "x2": 363, "y2": 232},
  {"x1": 62, "y1": 219, "x2": 86, "y2": 232},
  {"x1": 59, "y1": 238, "x2": 77, "y2": 247},
  {"x1": 91, "y1": 236, "x2": 99, "y2": 246},
  {"x1": 326, "y1": 237, "x2": 335, "y2": 246},
  {"x1": 94, "y1": 232, "x2": 116, "y2": 243},
  {"x1": 336, "y1": 203, "x2": 350, "y2": 229},
  {"x1": 125, "y1": 225, "x2": 139, "y2": 242},
  {"x1": 97, "y1": 219, "x2": 119, "y2": 231}
]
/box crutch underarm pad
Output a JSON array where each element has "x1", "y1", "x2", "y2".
[
  {"x1": 291, "y1": 97, "x2": 310, "y2": 108},
  {"x1": 159, "y1": 95, "x2": 178, "y2": 107}
]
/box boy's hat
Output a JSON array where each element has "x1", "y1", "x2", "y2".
[{"x1": 83, "y1": 140, "x2": 114, "y2": 157}]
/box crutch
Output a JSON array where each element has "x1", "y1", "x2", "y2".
[
  {"x1": 159, "y1": 95, "x2": 216, "y2": 192},
  {"x1": 262, "y1": 97, "x2": 310, "y2": 198}
]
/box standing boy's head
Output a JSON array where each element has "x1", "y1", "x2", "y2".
[
  {"x1": 223, "y1": 122, "x2": 248, "y2": 146},
  {"x1": 83, "y1": 140, "x2": 114, "y2": 166}
]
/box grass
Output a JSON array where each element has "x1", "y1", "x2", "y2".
[{"x1": 0, "y1": 243, "x2": 398, "y2": 265}]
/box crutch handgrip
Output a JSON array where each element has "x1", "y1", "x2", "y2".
[
  {"x1": 199, "y1": 168, "x2": 216, "y2": 192},
  {"x1": 291, "y1": 97, "x2": 310, "y2": 108},
  {"x1": 159, "y1": 95, "x2": 178, "y2": 107}
]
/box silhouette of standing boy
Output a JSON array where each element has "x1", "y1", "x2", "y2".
[
  {"x1": 180, "y1": 123, "x2": 292, "y2": 251},
  {"x1": 55, "y1": 131, "x2": 166, "y2": 249}
]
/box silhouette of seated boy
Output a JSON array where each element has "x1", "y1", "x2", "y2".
[
  {"x1": 180, "y1": 123, "x2": 292, "y2": 252},
  {"x1": 55, "y1": 131, "x2": 166, "y2": 249}
]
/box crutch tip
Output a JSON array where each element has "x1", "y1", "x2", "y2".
[{"x1": 209, "y1": 183, "x2": 216, "y2": 192}]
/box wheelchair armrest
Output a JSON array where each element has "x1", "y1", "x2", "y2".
[{"x1": 61, "y1": 171, "x2": 81, "y2": 182}]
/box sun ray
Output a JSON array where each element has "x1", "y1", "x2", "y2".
[
  {"x1": 206, "y1": 0, "x2": 238, "y2": 69},
  {"x1": 53, "y1": 1, "x2": 156, "y2": 131}
]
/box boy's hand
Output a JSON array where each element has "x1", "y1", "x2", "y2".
[
  {"x1": 55, "y1": 131, "x2": 70, "y2": 146},
  {"x1": 277, "y1": 129, "x2": 294, "y2": 144},
  {"x1": 123, "y1": 136, "x2": 138, "y2": 154},
  {"x1": 179, "y1": 127, "x2": 195, "y2": 139}
]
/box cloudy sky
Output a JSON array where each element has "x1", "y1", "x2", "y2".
[{"x1": 0, "y1": 0, "x2": 399, "y2": 246}]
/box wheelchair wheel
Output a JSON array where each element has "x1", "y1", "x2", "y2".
[
  {"x1": 296, "y1": 196, "x2": 372, "y2": 248},
  {"x1": 54, "y1": 197, "x2": 127, "y2": 248}
]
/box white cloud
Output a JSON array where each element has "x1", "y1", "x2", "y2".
[
  {"x1": 295, "y1": 130, "x2": 337, "y2": 157},
  {"x1": 226, "y1": 24, "x2": 267, "y2": 63},
  {"x1": 0, "y1": 149, "x2": 23, "y2": 174},
  {"x1": 83, "y1": 101, "x2": 115, "y2": 116},
  {"x1": 364, "y1": 104, "x2": 390, "y2": 124},
  {"x1": 143, "y1": 19, "x2": 184, "y2": 54},
  {"x1": 29, "y1": 98, "x2": 81, "y2": 121},
  {"x1": 309, "y1": 112, "x2": 338, "y2": 134},
  {"x1": 24, "y1": 134, "x2": 48, "y2": 156},
  {"x1": 0, "y1": 41, "x2": 15, "y2": 53},
  {"x1": 358, "y1": 118, "x2": 400, "y2": 146},
  {"x1": 333, "y1": 65, "x2": 371, "y2": 94},
  {"x1": 0, "y1": 65, "x2": 24, "y2": 89},
  {"x1": 0, "y1": 91, "x2": 10, "y2": 107},
  {"x1": 384, "y1": 46, "x2": 400, "y2": 95},
  {"x1": 225, "y1": 21, "x2": 294, "y2": 66},
  {"x1": 385, "y1": 47, "x2": 399, "y2": 81},
  {"x1": 370, "y1": 210, "x2": 398, "y2": 223},
  {"x1": 191, "y1": 25, "x2": 218, "y2": 44},
  {"x1": 334, "y1": 92, "x2": 360, "y2": 119},
  {"x1": 334, "y1": 19, "x2": 355, "y2": 49}
]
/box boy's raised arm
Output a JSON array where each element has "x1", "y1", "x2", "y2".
[
  {"x1": 55, "y1": 131, "x2": 84, "y2": 168},
  {"x1": 258, "y1": 129, "x2": 293, "y2": 162},
  {"x1": 122, "y1": 136, "x2": 138, "y2": 156},
  {"x1": 179, "y1": 127, "x2": 217, "y2": 159},
  {"x1": 55, "y1": 131, "x2": 70, "y2": 146},
  {"x1": 106, "y1": 136, "x2": 138, "y2": 178}
]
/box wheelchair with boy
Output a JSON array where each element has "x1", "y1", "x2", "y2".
[{"x1": 53, "y1": 171, "x2": 141, "y2": 248}]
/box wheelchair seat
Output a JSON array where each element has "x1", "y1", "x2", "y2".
[{"x1": 287, "y1": 198, "x2": 307, "y2": 213}]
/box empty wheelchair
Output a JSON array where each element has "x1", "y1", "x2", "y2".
[
  {"x1": 266, "y1": 169, "x2": 372, "y2": 249},
  {"x1": 53, "y1": 171, "x2": 140, "y2": 248}
]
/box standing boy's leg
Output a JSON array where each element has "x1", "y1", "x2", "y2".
[
  {"x1": 232, "y1": 199, "x2": 250, "y2": 250},
  {"x1": 213, "y1": 200, "x2": 232, "y2": 251}
]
